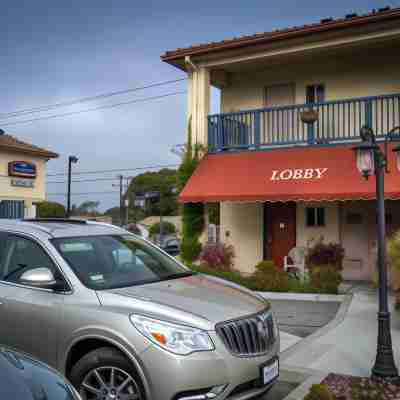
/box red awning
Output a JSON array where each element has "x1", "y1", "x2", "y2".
[{"x1": 179, "y1": 145, "x2": 400, "y2": 203}]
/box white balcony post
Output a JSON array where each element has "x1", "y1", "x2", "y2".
[{"x1": 187, "y1": 67, "x2": 210, "y2": 147}]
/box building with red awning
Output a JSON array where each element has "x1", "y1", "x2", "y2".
[{"x1": 162, "y1": 7, "x2": 400, "y2": 282}]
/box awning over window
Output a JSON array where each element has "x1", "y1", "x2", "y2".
[{"x1": 179, "y1": 145, "x2": 400, "y2": 203}]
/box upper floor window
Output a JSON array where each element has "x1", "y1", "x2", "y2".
[{"x1": 306, "y1": 84, "x2": 325, "y2": 104}]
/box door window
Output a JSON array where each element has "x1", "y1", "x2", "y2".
[
  {"x1": 0, "y1": 236, "x2": 59, "y2": 285},
  {"x1": 306, "y1": 84, "x2": 325, "y2": 104}
]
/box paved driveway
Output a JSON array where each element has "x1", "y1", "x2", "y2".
[
  {"x1": 270, "y1": 300, "x2": 340, "y2": 337},
  {"x1": 259, "y1": 299, "x2": 341, "y2": 399}
]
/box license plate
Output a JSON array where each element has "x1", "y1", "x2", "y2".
[{"x1": 261, "y1": 359, "x2": 279, "y2": 385}]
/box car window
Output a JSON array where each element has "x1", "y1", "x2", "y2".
[
  {"x1": 52, "y1": 234, "x2": 193, "y2": 290},
  {"x1": 0, "y1": 236, "x2": 60, "y2": 285}
]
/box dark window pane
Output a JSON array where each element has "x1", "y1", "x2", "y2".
[
  {"x1": 316, "y1": 207, "x2": 325, "y2": 226},
  {"x1": 306, "y1": 207, "x2": 316, "y2": 226},
  {"x1": 306, "y1": 86, "x2": 315, "y2": 104},
  {"x1": 316, "y1": 85, "x2": 325, "y2": 103}
]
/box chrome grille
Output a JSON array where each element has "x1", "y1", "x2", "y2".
[{"x1": 216, "y1": 310, "x2": 276, "y2": 356}]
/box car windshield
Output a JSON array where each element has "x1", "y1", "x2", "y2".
[{"x1": 51, "y1": 235, "x2": 192, "y2": 290}]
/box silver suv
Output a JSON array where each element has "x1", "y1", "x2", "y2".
[{"x1": 0, "y1": 219, "x2": 279, "y2": 400}]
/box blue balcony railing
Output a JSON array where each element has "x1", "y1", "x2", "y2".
[{"x1": 208, "y1": 93, "x2": 400, "y2": 152}]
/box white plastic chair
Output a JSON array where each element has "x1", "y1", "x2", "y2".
[{"x1": 283, "y1": 247, "x2": 308, "y2": 278}]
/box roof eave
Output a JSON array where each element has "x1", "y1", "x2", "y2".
[
  {"x1": 0, "y1": 145, "x2": 59, "y2": 159},
  {"x1": 161, "y1": 8, "x2": 400, "y2": 67}
]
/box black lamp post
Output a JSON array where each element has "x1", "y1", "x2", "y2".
[
  {"x1": 66, "y1": 155, "x2": 79, "y2": 218},
  {"x1": 353, "y1": 126, "x2": 400, "y2": 382}
]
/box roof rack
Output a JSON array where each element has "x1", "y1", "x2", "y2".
[{"x1": 23, "y1": 218, "x2": 88, "y2": 224}]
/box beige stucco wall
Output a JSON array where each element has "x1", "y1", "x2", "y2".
[
  {"x1": 296, "y1": 202, "x2": 340, "y2": 248},
  {"x1": 220, "y1": 47, "x2": 400, "y2": 113},
  {"x1": 0, "y1": 150, "x2": 48, "y2": 217},
  {"x1": 220, "y1": 202, "x2": 263, "y2": 274}
]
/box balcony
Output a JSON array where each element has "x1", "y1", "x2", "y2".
[{"x1": 208, "y1": 93, "x2": 400, "y2": 152}]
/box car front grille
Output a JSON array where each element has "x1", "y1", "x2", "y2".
[{"x1": 216, "y1": 310, "x2": 276, "y2": 357}]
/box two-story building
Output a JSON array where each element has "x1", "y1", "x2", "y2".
[
  {"x1": 0, "y1": 130, "x2": 58, "y2": 219},
  {"x1": 162, "y1": 7, "x2": 400, "y2": 282}
]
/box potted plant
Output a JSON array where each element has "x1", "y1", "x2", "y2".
[{"x1": 300, "y1": 108, "x2": 318, "y2": 124}]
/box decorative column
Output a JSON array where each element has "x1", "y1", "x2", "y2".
[{"x1": 186, "y1": 67, "x2": 210, "y2": 147}]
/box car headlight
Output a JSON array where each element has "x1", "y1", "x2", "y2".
[{"x1": 130, "y1": 315, "x2": 214, "y2": 355}]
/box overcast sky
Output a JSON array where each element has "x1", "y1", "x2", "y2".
[{"x1": 1, "y1": 0, "x2": 398, "y2": 211}]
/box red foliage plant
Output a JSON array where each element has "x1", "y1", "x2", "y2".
[
  {"x1": 199, "y1": 242, "x2": 235, "y2": 272},
  {"x1": 307, "y1": 242, "x2": 345, "y2": 270}
]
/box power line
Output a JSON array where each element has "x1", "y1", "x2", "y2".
[
  {"x1": 1, "y1": 91, "x2": 186, "y2": 127},
  {"x1": 47, "y1": 191, "x2": 120, "y2": 196},
  {"x1": 47, "y1": 163, "x2": 179, "y2": 177},
  {"x1": 47, "y1": 177, "x2": 121, "y2": 184},
  {"x1": 0, "y1": 78, "x2": 186, "y2": 120}
]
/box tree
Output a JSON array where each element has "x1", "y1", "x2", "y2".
[
  {"x1": 104, "y1": 206, "x2": 145, "y2": 225},
  {"x1": 37, "y1": 201, "x2": 66, "y2": 218},
  {"x1": 72, "y1": 200, "x2": 100, "y2": 216},
  {"x1": 127, "y1": 169, "x2": 178, "y2": 217}
]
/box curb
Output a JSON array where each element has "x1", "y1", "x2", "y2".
[
  {"x1": 282, "y1": 370, "x2": 330, "y2": 400},
  {"x1": 257, "y1": 291, "x2": 347, "y2": 302}
]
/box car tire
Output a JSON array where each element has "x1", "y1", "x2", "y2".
[{"x1": 70, "y1": 347, "x2": 146, "y2": 400}]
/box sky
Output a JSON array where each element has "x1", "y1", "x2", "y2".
[{"x1": 1, "y1": 0, "x2": 398, "y2": 211}]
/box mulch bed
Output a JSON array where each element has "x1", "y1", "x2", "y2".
[{"x1": 322, "y1": 373, "x2": 400, "y2": 399}]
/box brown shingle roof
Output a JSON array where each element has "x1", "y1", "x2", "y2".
[
  {"x1": 161, "y1": 7, "x2": 400, "y2": 64},
  {"x1": 0, "y1": 133, "x2": 59, "y2": 159}
]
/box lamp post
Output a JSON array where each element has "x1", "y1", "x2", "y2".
[
  {"x1": 66, "y1": 155, "x2": 78, "y2": 218},
  {"x1": 353, "y1": 126, "x2": 400, "y2": 382}
]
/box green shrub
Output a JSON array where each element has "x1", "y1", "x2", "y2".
[
  {"x1": 37, "y1": 201, "x2": 66, "y2": 218},
  {"x1": 149, "y1": 221, "x2": 176, "y2": 237},
  {"x1": 180, "y1": 237, "x2": 202, "y2": 263},
  {"x1": 309, "y1": 265, "x2": 342, "y2": 294},
  {"x1": 252, "y1": 260, "x2": 290, "y2": 292},
  {"x1": 287, "y1": 277, "x2": 318, "y2": 293},
  {"x1": 191, "y1": 264, "x2": 255, "y2": 289},
  {"x1": 178, "y1": 118, "x2": 205, "y2": 263},
  {"x1": 304, "y1": 384, "x2": 335, "y2": 400}
]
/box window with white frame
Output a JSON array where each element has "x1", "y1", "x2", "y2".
[{"x1": 306, "y1": 207, "x2": 325, "y2": 227}]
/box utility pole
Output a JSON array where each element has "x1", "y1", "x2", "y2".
[
  {"x1": 118, "y1": 175, "x2": 123, "y2": 226},
  {"x1": 113, "y1": 175, "x2": 132, "y2": 227},
  {"x1": 67, "y1": 155, "x2": 78, "y2": 218},
  {"x1": 125, "y1": 176, "x2": 130, "y2": 226}
]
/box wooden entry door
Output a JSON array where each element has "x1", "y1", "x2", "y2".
[{"x1": 265, "y1": 203, "x2": 296, "y2": 268}]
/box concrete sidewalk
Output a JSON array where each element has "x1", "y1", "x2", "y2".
[{"x1": 281, "y1": 284, "x2": 400, "y2": 377}]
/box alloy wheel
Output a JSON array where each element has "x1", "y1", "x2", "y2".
[{"x1": 79, "y1": 366, "x2": 142, "y2": 400}]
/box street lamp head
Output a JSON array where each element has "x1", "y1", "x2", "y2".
[
  {"x1": 69, "y1": 155, "x2": 79, "y2": 164},
  {"x1": 353, "y1": 142, "x2": 378, "y2": 180}
]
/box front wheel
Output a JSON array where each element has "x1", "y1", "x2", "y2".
[{"x1": 70, "y1": 347, "x2": 145, "y2": 400}]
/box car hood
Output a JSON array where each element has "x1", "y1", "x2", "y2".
[
  {"x1": 0, "y1": 348, "x2": 78, "y2": 399},
  {"x1": 97, "y1": 273, "x2": 268, "y2": 330}
]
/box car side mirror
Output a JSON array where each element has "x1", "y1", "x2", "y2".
[{"x1": 19, "y1": 268, "x2": 59, "y2": 290}]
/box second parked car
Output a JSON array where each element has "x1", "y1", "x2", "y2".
[{"x1": 0, "y1": 219, "x2": 279, "y2": 400}]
